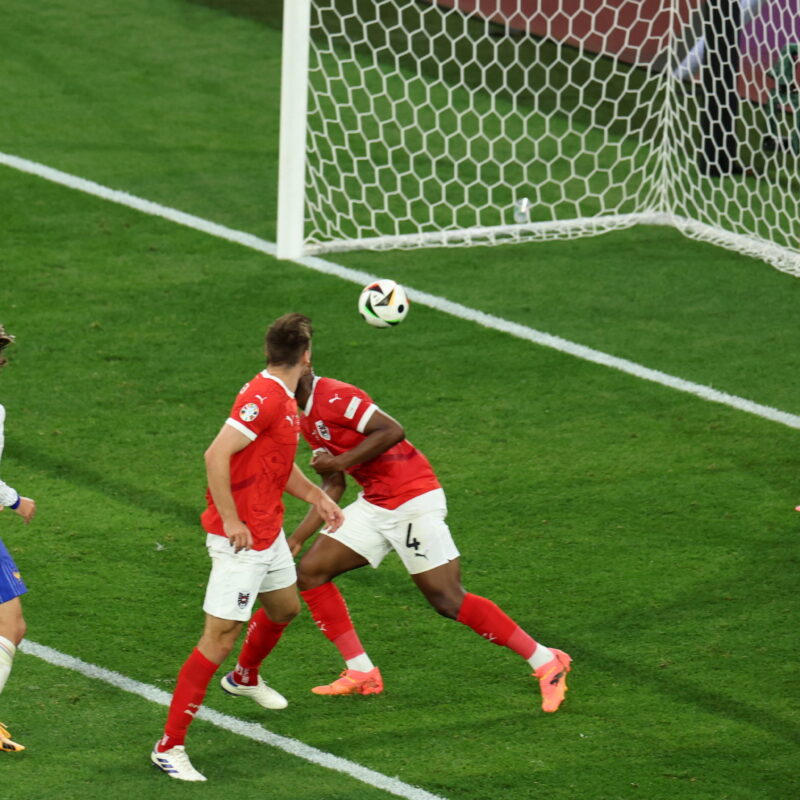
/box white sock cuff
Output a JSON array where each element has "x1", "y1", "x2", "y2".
[
  {"x1": 345, "y1": 653, "x2": 375, "y2": 673},
  {"x1": 0, "y1": 635, "x2": 16, "y2": 661}
]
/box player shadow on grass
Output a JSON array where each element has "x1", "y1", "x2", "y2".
[
  {"x1": 577, "y1": 587, "x2": 799, "y2": 746},
  {"x1": 10, "y1": 441, "x2": 199, "y2": 525}
]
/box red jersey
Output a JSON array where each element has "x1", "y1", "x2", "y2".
[
  {"x1": 201, "y1": 370, "x2": 300, "y2": 550},
  {"x1": 299, "y1": 376, "x2": 440, "y2": 509}
]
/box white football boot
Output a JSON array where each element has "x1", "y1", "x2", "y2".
[
  {"x1": 220, "y1": 671, "x2": 288, "y2": 710},
  {"x1": 151, "y1": 744, "x2": 207, "y2": 781}
]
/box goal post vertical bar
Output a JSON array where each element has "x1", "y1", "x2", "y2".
[{"x1": 277, "y1": 0, "x2": 312, "y2": 260}]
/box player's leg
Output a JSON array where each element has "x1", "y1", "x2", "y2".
[
  {"x1": 452, "y1": 586, "x2": 571, "y2": 712},
  {"x1": 229, "y1": 585, "x2": 299, "y2": 686},
  {"x1": 297, "y1": 532, "x2": 370, "y2": 589},
  {"x1": 298, "y1": 501, "x2": 387, "y2": 695},
  {"x1": 153, "y1": 535, "x2": 260, "y2": 780},
  {"x1": 160, "y1": 613, "x2": 244, "y2": 747},
  {"x1": 220, "y1": 564, "x2": 300, "y2": 709},
  {"x1": 151, "y1": 612, "x2": 242, "y2": 781},
  {"x1": 0, "y1": 540, "x2": 28, "y2": 752},
  {"x1": 413, "y1": 557, "x2": 548, "y2": 660},
  {"x1": 221, "y1": 532, "x2": 297, "y2": 707},
  {"x1": 396, "y1": 492, "x2": 571, "y2": 712},
  {"x1": 0, "y1": 597, "x2": 26, "y2": 693},
  {"x1": 411, "y1": 559, "x2": 571, "y2": 711}
]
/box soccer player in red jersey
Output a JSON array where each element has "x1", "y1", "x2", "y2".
[
  {"x1": 0, "y1": 325, "x2": 36, "y2": 754},
  {"x1": 151, "y1": 315, "x2": 344, "y2": 782},
  {"x1": 286, "y1": 370, "x2": 571, "y2": 712}
]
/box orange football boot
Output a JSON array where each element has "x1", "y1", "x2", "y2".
[
  {"x1": 0, "y1": 722, "x2": 25, "y2": 752},
  {"x1": 311, "y1": 667, "x2": 384, "y2": 696},
  {"x1": 534, "y1": 649, "x2": 572, "y2": 712}
]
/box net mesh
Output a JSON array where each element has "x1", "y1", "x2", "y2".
[{"x1": 298, "y1": 0, "x2": 800, "y2": 275}]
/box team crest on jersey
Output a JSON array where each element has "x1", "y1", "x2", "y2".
[
  {"x1": 237, "y1": 592, "x2": 251, "y2": 609},
  {"x1": 239, "y1": 403, "x2": 259, "y2": 422},
  {"x1": 315, "y1": 420, "x2": 331, "y2": 440}
]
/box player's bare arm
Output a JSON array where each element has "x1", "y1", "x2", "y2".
[
  {"x1": 285, "y1": 464, "x2": 344, "y2": 533},
  {"x1": 287, "y1": 469, "x2": 346, "y2": 556},
  {"x1": 204, "y1": 424, "x2": 253, "y2": 552},
  {"x1": 310, "y1": 410, "x2": 404, "y2": 475}
]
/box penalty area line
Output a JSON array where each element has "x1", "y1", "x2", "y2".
[
  {"x1": 19, "y1": 639, "x2": 448, "y2": 800},
  {"x1": 2, "y1": 150, "x2": 799, "y2": 431}
]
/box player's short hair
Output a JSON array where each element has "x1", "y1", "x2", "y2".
[
  {"x1": 0, "y1": 324, "x2": 15, "y2": 368},
  {"x1": 265, "y1": 313, "x2": 313, "y2": 367}
]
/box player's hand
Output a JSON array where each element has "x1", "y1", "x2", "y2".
[
  {"x1": 13, "y1": 497, "x2": 36, "y2": 524},
  {"x1": 310, "y1": 450, "x2": 339, "y2": 475},
  {"x1": 286, "y1": 534, "x2": 303, "y2": 558},
  {"x1": 223, "y1": 519, "x2": 253, "y2": 552},
  {"x1": 314, "y1": 493, "x2": 343, "y2": 532}
]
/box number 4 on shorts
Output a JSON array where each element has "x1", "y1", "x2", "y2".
[{"x1": 405, "y1": 523, "x2": 420, "y2": 550}]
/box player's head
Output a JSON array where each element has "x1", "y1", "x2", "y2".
[
  {"x1": 295, "y1": 369, "x2": 316, "y2": 405},
  {"x1": 0, "y1": 324, "x2": 15, "y2": 369},
  {"x1": 265, "y1": 313, "x2": 313, "y2": 368}
]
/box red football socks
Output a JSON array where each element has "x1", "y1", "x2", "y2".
[
  {"x1": 301, "y1": 582, "x2": 366, "y2": 660},
  {"x1": 158, "y1": 648, "x2": 218, "y2": 751},
  {"x1": 233, "y1": 609, "x2": 290, "y2": 686},
  {"x1": 456, "y1": 592, "x2": 537, "y2": 660}
]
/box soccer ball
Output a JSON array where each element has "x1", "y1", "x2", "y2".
[{"x1": 358, "y1": 279, "x2": 409, "y2": 328}]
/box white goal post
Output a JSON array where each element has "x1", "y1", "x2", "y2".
[{"x1": 277, "y1": 0, "x2": 800, "y2": 277}]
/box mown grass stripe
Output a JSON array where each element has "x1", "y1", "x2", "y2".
[
  {"x1": 19, "y1": 639, "x2": 449, "y2": 800},
  {"x1": 2, "y1": 150, "x2": 798, "y2": 430}
]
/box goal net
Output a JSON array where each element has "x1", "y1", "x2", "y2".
[{"x1": 277, "y1": 0, "x2": 800, "y2": 277}]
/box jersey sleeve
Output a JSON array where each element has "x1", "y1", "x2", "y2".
[
  {"x1": 321, "y1": 384, "x2": 377, "y2": 434},
  {"x1": 0, "y1": 404, "x2": 19, "y2": 506},
  {"x1": 225, "y1": 384, "x2": 279, "y2": 441}
]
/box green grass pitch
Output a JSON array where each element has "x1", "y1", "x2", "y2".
[{"x1": 0, "y1": 2, "x2": 798, "y2": 799}]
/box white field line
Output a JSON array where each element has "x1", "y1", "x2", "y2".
[
  {"x1": 2, "y1": 150, "x2": 800, "y2": 431},
  {"x1": 19, "y1": 639, "x2": 448, "y2": 800}
]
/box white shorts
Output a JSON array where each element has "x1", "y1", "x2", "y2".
[
  {"x1": 202, "y1": 532, "x2": 297, "y2": 622},
  {"x1": 323, "y1": 488, "x2": 459, "y2": 575}
]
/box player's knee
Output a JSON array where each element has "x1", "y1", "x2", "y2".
[
  {"x1": 199, "y1": 627, "x2": 239, "y2": 663},
  {"x1": 0, "y1": 610, "x2": 26, "y2": 645},
  {"x1": 426, "y1": 591, "x2": 461, "y2": 620},
  {"x1": 270, "y1": 600, "x2": 301, "y2": 625},
  {"x1": 9, "y1": 617, "x2": 27, "y2": 645},
  {"x1": 296, "y1": 562, "x2": 327, "y2": 592}
]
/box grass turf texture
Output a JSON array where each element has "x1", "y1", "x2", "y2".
[{"x1": 1, "y1": 1, "x2": 799, "y2": 799}]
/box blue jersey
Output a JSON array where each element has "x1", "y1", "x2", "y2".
[
  {"x1": 0, "y1": 402, "x2": 27, "y2": 601},
  {"x1": 0, "y1": 538, "x2": 26, "y2": 603}
]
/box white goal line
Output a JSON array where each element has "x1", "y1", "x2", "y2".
[
  {"x1": 1, "y1": 150, "x2": 798, "y2": 431},
  {"x1": 19, "y1": 639, "x2": 448, "y2": 800}
]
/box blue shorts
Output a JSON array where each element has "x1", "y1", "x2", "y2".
[{"x1": 0, "y1": 538, "x2": 27, "y2": 603}]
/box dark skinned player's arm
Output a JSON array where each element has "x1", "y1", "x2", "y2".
[
  {"x1": 288, "y1": 469, "x2": 347, "y2": 555},
  {"x1": 287, "y1": 410, "x2": 405, "y2": 555},
  {"x1": 310, "y1": 409, "x2": 405, "y2": 473}
]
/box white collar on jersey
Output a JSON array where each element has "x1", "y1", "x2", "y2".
[
  {"x1": 260, "y1": 369, "x2": 295, "y2": 398},
  {"x1": 303, "y1": 375, "x2": 322, "y2": 415}
]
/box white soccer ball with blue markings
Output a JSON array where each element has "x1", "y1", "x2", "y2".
[{"x1": 358, "y1": 279, "x2": 409, "y2": 328}]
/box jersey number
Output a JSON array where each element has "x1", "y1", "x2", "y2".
[{"x1": 405, "y1": 523, "x2": 421, "y2": 551}]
